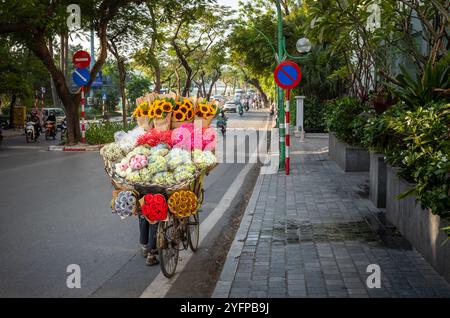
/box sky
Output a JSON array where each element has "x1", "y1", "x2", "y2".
[{"x1": 218, "y1": 0, "x2": 240, "y2": 9}]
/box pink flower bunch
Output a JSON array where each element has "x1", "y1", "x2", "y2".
[
  {"x1": 172, "y1": 123, "x2": 216, "y2": 151},
  {"x1": 130, "y1": 154, "x2": 148, "y2": 170}
]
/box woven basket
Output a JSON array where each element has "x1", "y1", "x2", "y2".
[{"x1": 153, "y1": 113, "x2": 172, "y2": 131}]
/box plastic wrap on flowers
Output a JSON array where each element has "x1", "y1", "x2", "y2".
[
  {"x1": 139, "y1": 193, "x2": 168, "y2": 224},
  {"x1": 168, "y1": 190, "x2": 198, "y2": 218},
  {"x1": 172, "y1": 123, "x2": 216, "y2": 151},
  {"x1": 152, "y1": 171, "x2": 176, "y2": 187},
  {"x1": 166, "y1": 148, "x2": 192, "y2": 171},
  {"x1": 173, "y1": 163, "x2": 197, "y2": 183},
  {"x1": 193, "y1": 149, "x2": 217, "y2": 170},
  {"x1": 111, "y1": 190, "x2": 138, "y2": 219}
]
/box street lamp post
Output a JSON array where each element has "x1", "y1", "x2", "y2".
[{"x1": 237, "y1": 1, "x2": 311, "y2": 171}]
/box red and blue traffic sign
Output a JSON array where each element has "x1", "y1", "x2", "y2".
[
  {"x1": 72, "y1": 68, "x2": 90, "y2": 86},
  {"x1": 274, "y1": 61, "x2": 302, "y2": 90},
  {"x1": 72, "y1": 50, "x2": 91, "y2": 69}
]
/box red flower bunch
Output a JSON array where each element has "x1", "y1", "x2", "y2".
[
  {"x1": 141, "y1": 193, "x2": 168, "y2": 223},
  {"x1": 136, "y1": 129, "x2": 174, "y2": 148},
  {"x1": 172, "y1": 123, "x2": 216, "y2": 151}
]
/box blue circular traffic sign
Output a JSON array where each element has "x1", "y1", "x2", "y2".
[
  {"x1": 274, "y1": 61, "x2": 302, "y2": 90},
  {"x1": 72, "y1": 68, "x2": 90, "y2": 86}
]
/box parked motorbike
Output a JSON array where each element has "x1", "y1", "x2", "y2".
[
  {"x1": 45, "y1": 121, "x2": 57, "y2": 140},
  {"x1": 25, "y1": 121, "x2": 38, "y2": 143}
]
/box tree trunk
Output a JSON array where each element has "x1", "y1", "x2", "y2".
[
  {"x1": 31, "y1": 33, "x2": 81, "y2": 144},
  {"x1": 49, "y1": 39, "x2": 59, "y2": 107},
  {"x1": 171, "y1": 40, "x2": 192, "y2": 97},
  {"x1": 8, "y1": 94, "x2": 16, "y2": 129},
  {"x1": 206, "y1": 69, "x2": 221, "y2": 101},
  {"x1": 118, "y1": 59, "x2": 127, "y2": 127}
]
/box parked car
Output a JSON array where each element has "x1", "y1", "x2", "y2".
[{"x1": 223, "y1": 101, "x2": 238, "y2": 113}]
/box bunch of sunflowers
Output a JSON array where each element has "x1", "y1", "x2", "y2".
[
  {"x1": 168, "y1": 190, "x2": 198, "y2": 218},
  {"x1": 172, "y1": 99, "x2": 195, "y2": 122},
  {"x1": 148, "y1": 99, "x2": 174, "y2": 119},
  {"x1": 132, "y1": 101, "x2": 150, "y2": 118},
  {"x1": 195, "y1": 102, "x2": 218, "y2": 119}
]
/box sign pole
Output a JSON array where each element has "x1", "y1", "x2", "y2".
[
  {"x1": 81, "y1": 86, "x2": 86, "y2": 144},
  {"x1": 285, "y1": 89, "x2": 290, "y2": 175}
]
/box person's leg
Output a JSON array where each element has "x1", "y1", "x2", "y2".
[
  {"x1": 145, "y1": 222, "x2": 160, "y2": 266},
  {"x1": 138, "y1": 215, "x2": 150, "y2": 257}
]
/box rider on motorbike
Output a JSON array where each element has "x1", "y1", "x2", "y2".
[
  {"x1": 216, "y1": 109, "x2": 228, "y2": 133},
  {"x1": 29, "y1": 111, "x2": 40, "y2": 138}
]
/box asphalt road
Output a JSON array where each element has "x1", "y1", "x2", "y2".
[{"x1": 0, "y1": 109, "x2": 270, "y2": 298}]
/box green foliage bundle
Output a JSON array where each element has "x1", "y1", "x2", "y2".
[
  {"x1": 303, "y1": 96, "x2": 326, "y2": 131},
  {"x1": 324, "y1": 96, "x2": 370, "y2": 146},
  {"x1": 86, "y1": 121, "x2": 136, "y2": 145},
  {"x1": 363, "y1": 102, "x2": 450, "y2": 222}
]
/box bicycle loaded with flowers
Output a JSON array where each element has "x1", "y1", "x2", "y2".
[{"x1": 101, "y1": 93, "x2": 219, "y2": 277}]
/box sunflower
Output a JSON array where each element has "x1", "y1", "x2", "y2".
[
  {"x1": 179, "y1": 105, "x2": 188, "y2": 114},
  {"x1": 183, "y1": 100, "x2": 193, "y2": 109},
  {"x1": 174, "y1": 102, "x2": 181, "y2": 111},
  {"x1": 155, "y1": 107, "x2": 163, "y2": 118},
  {"x1": 173, "y1": 110, "x2": 185, "y2": 121},
  {"x1": 149, "y1": 108, "x2": 156, "y2": 118},
  {"x1": 162, "y1": 102, "x2": 173, "y2": 112},
  {"x1": 200, "y1": 104, "x2": 209, "y2": 113},
  {"x1": 186, "y1": 109, "x2": 194, "y2": 120}
]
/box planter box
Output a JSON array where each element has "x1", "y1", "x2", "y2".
[
  {"x1": 386, "y1": 165, "x2": 450, "y2": 283},
  {"x1": 328, "y1": 133, "x2": 370, "y2": 172},
  {"x1": 369, "y1": 152, "x2": 387, "y2": 208}
]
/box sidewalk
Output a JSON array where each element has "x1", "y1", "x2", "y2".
[
  {"x1": 1, "y1": 128, "x2": 24, "y2": 138},
  {"x1": 213, "y1": 133, "x2": 450, "y2": 298}
]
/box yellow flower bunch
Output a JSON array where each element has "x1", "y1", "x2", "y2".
[
  {"x1": 148, "y1": 99, "x2": 174, "y2": 119},
  {"x1": 132, "y1": 101, "x2": 149, "y2": 118},
  {"x1": 168, "y1": 190, "x2": 198, "y2": 218},
  {"x1": 172, "y1": 99, "x2": 195, "y2": 122},
  {"x1": 195, "y1": 101, "x2": 217, "y2": 119}
]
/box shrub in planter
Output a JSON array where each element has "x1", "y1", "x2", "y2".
[
  {"x1": 324, "y1": 96, "x2": 370, "y2": 146},
  {"x1": 304, "y1": 96, "x2": 326, "y2": 131},
  {"x1": 383, "y1": 103, "x2": 450, "y2": 222}
]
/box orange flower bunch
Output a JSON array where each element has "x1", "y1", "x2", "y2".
[
  {"x1": 148, "y1": 99, "x2": 174, "y2": 119},
  {"x1": 195, "y1": 102, "x2": 218, "y2": 119},
  {"x1": 167, "y1": 190, "x2": 198, "y2": 218},
  {"x1": 172, "y1": 99, "x2": 195, "y2": 122}
]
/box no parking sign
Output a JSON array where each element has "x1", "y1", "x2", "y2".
[{"x1": 274, "y1": 61, "x2": 302, "y2": 90}]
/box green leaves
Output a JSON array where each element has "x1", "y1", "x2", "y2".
[
  {"x1": 390, "y1": 61, "x2": 450, "y2": 107},
  {"x1": 324, "y1": 96, "x2": 370, "y2": 146}
]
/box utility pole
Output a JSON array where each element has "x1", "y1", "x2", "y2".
[{"x1": 276, "y1": 0, "x2": 286, "y2": 170}]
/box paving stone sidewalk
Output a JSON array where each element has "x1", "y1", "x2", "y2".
[{"x1": 213, "y1": 133, "x2": 450, "y2": 298}]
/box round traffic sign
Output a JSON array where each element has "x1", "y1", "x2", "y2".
[
  {"x1": 72, "y1": 68, "x2": 90, "y2": 86},
  {"x1": 73, "y1": 50, "x2": 91, "y2": 69},
  {"x1": 274, "y1": 61, "x2": 302, "y2": 90}
]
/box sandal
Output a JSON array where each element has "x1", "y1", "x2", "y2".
[
  {"x1": 145, "y1": 254, "x2": 159, "y2": 266},
  {"x1": 141, "y1": 245, "x2": 149, "y2": 258}
]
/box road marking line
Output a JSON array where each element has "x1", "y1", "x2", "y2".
[{"x1": 139, "y1": 163, "x2": 253, "y2": 298}]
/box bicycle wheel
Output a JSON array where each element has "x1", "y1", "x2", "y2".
[
  {"x1": 157, "y1": 216, "x2": 179, "y2": 278},
  {"x1": 188, "y1": 212, "x2": 200, "y2": 252}
]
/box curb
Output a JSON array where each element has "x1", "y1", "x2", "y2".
[
  {"x1": 48, "y1": 144, "x2": 104, "y2": 152},
  {"x1": 211, "y1": 171, "x2": 265, "y2": 298}
]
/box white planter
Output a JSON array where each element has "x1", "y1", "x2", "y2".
[
  {"x1": 329, "y1": 133, "x2": 370, "y2": 172},
  {"x1": 369, "y1": 152, "x2": 387, "y2": 208}
]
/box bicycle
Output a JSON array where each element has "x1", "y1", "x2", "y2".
[{"x1": 156, "y1": 175, "x2": 204, "y2": 278}]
